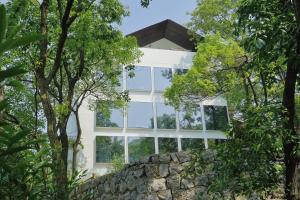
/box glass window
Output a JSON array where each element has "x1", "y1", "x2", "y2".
[
  {"x1": 179, "y1": 105, "x2": 203, "y2": 130},
  {"x1": 127, "y1": 66, "x2": 151, "y2": 91},
  {"x1": 154, "y1": 67, "x2": 172, "y2": 91},
  {"x1": 181, "y1": 138, "x2": 205, "y2": 151},
  {"x1": 96, "y1": 108, "x2": 123, "y2": 128},
  {"x1": 204, "y1": 106, "x2": 228, "y2": 130},
  {"x1": 158, "y1": 138, "x2": 178, "y2": 154},
  {"x1": 95, "y1": 136, "x2": 124, "y2": 163},
  {"x1": 127, "y1": 102, "x2": 154, "y2": 128},
  {"x1": 128, "y1": 137, "x2": 155, "y2": 162},
  {"x1": 175, "y1": 68, "x2": 188, "y2": 75},
  {"x1": 208, "y1": 139, "x2": 226, "y2": 149},
  {"x1": 156, "y1": 103, "x2": 176, "y2": 129}
]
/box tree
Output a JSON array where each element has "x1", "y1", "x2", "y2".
[
  {"x1": 5, "y1": 0, "x2": 140, "y2": 198},
  {"x1": 165, "y1": 0, "x2": 300, "y2": 199}
]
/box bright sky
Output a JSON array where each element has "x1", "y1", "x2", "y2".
[
  {"x1": 120, "y1": 0, "x2": 197, "y2": 34},
  {"x1": 0, "y1": 0, "x2": 197, "y2": 34}
]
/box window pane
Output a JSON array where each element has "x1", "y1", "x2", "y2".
[
  {"x1": 175, "y1": 68, "x2": 188, "y2": 75},
  {"x1": 156, "y1": 103, "x2": 176, "y2": 129},
  {"x1": 127, "y1": 66, "x2": 151, "y2": 91},
  {"x1": 128, "y1": 137, "x2": 155, "y2": 162},
  {"x1": 96, "y1": 136, "x2": 124, "y2": 163},
  {"x1": 127, "y1": 102, "x2": 154, "y2": 128},
  {"x1": 154, "y1": 68, "x2": 172, "y2": 91},
  {"x1": 181, "y1": 138, "x2": 205, "y2": 151},
  {"x1": 208, "y1": 139, "x2": 226, "y2": 149},
  {"x1": 158, "y1": 138, "x2": 178, "y2": 154},
  {"x1": 96, "y1": 108, "x2": 123, "y2": 128},
  {"x1": 204, "y1": 106, "x2": 228, "y2": 130},
  {"x1": 179, "y1": 105, "x2": 203, "y2": 130}
]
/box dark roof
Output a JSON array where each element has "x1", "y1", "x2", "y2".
[{"x1": 127, "y1": 19, "x2": 197, "y2": 51}]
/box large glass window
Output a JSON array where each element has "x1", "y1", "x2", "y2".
[
  {"x1": 127, "y1": 66, "x2": 151, "y2": 91},
  {"x1": 208, "y1": 139, "x2": 226, "y2": 149},
  {"x1": 181, "y1": 138, "x2": 205, "y2": 151},
  {"x1": 154, "y1": 67, "x2": 172, "y2": 91},
  {"x1": 158, "y1": 138, "x2": 178, "y2": 154},
  {"x1": 127, "y1": 102, "x2": 154, "y2": 128},
  {"x1": 204, "y1": 106, "x2": 228, "y2": 130},
  {"x1": 156, "y1": 103, "x2": 176, "y2": 129},
  {"x1": 128, "y1": 137, "x2": 155, "y2": 162},
  {"x1": 95, "y1": 136, "x2": 124, "y2": 163},
  {"x1": 96, "y1": 108, "x2": 123, "y2": 128},
  {"x1": 179, "y1": 105, "x2": 203, "y2": 130}
]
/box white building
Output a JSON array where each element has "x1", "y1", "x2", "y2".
[{"x1": 76, "y1": 20, "x2": 228, "y2": 176}]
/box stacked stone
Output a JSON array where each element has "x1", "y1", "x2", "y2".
[{"x1": 71, "y1": 151, "x2": 209, "y2": 200}]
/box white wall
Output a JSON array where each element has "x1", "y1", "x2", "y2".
[{"x1": 76, "y1": 48, "x2": 227, "y2": 177}]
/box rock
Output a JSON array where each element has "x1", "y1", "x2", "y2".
[
  {"x1": 166, "y1": 175, "x2": 181, "y2": 190},
  {"x1": 176, "y1": 151, "x2": 190, "y2": 163},
  {"x1": 159, "y1": 164, "x2": 169, "y2": 177},
  {"x1": 119, "y1": 181, "x2": 127, "y2": 193},
  {"x1": 136, "y1": 193, "x2": 147, "y2": 200},
  {"x1": 134, "y1": 168, "x2": 145, "y2": 178},
  {"x1": 149, "y1": 178, "x2": 167, "y2": 192},
  {"x1": 157, "y1": 189, "x2": 172, "y2": 200},
  {"x1": 195, "y1": 175, "x2": 208, "y2": 186},
  {"x1": 181, "y1": 178, "x2": 194, "y2": 189},
  {"x1": 124, "y1": 191, "x2": 131, "y2": 200},
  {"x1": 150, "y1": 154, "x2": 160, "y2": 164},
  {"x1": 170, "y1": 152, "x2": 179, "y2": 163},
  {"x1": 159, "y1": 154, "x2": 171, "y2": 163},
  {"x1": 169, "y1": 162, "x2": 184, "y2": 175},
  {"x1": 127, "y1": 176, "x2": 137, "y2": 191},
  {"x1": 145, "y1": 164, "x2": 159, "y2": 177},
  {"x1": 146, "y1": 193, "x2": 159, "y2": 200}
]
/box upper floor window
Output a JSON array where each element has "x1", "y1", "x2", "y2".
[
  {"x1": 127, "y1": 66, "x2": 151, "y2": 91},
  {"x1": 156, "y1": 103, "x2": 176, "y2": 129},
  {"x1": 179, "y1": 105, "x2": 203, "y2": 130},
  {"x1": 127, "y1": 102, "x2": 154, "y2": 129},
  {"x1": 204, "y1": 105, "x2": 228, "y2": 130},
  {"x1": 96, "y1": 136, "x2": 124, "y2": 163},
  {"x1": 154, "y1": 67, "x2": 172, "y2": 91},
  {"x1": 96, "y1": 108, "x2": 123, "y2": 128}
]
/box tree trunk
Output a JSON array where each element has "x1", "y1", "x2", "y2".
[
  {"x1": 282, "y1": 57, "x2": 299, "y2": 200},
  {"x1": 72, "y1": 109, "x2": 82, "y2": 176}
]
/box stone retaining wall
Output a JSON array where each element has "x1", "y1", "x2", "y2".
[
  {"x1": 71, "y1": 151, "x2": 289, "y2": 200},
  {"x1": 71, "y1": 151, "x2": 206, "y2": 200}
]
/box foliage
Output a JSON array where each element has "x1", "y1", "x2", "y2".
[{"x1": 165, "y1": 0, "x2": 300, "y2": 198}]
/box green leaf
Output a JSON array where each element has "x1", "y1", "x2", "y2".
[
  {"x1": 0, "y1": 4, "x2": 7, "y2": 43},
  {"x1": 0, "y1": 33, "x2": 44, "y2": 55},
  {"x1": 0, "y1": 67, "x2": 27, "y2": 82},
  {"x1": 255, "y1": 38, "x2": 266, "y2": 49}
]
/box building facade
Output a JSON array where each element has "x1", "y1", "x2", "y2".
[{"x1": 76, "y1": 20, "x2": 228, "y2": 176}]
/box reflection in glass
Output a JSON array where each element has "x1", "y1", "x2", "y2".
[
  {"x1": 175, "y1": 68, "x2": 188, "y2": 75},
  {"x1": 127, "y1": 66, "x2": 151, "y2": 91},
  {"x1": 204, "y1": 106, "x2": 228, "y2": 130},
  {"x1": 127, "y1": 102, "x2": 154, "y2": 128},
  {"x1": 158, "y1": 138, "x2": 178, "y2": 154},
  {"x1": 156, "y1": 103, "x2": 176, "y2": 129},
  {"x1": 96, "y1": 108, "x2": 123, "y2": 128},
  {"x1": 154, "y1": 68, "x2": 172, "y2": 91},
  {"x1": 179, "y1": 105, "x2": 203, "y2": 130},
  {"x1": 96, "y1": 136, "x2": 124, "y2": 163},
  {"x1": 181, "y1": 138, "x2": 205, "y2": 151},
  {"x1": 128, "y1": 137, "x2": 155, "y2": 162}
]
